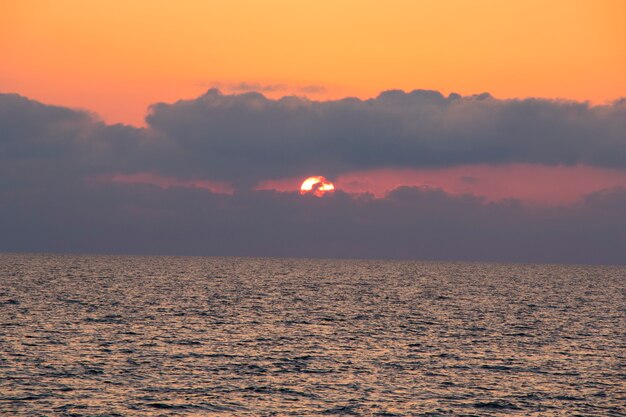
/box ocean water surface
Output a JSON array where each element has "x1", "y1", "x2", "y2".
[{"x1": 1, "y1": 254, "x2": 625, "y2": 416}]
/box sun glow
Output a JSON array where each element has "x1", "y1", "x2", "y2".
[{"x1": 300, "y1": 176, "x2": 335, "y2": 197}]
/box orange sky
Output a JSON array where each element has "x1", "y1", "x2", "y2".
[{"x1": 2, "y1": 0, "x2": 625, "y2": 125}]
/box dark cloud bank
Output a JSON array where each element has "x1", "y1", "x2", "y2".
[{"x1": 1, "y1": 90, "x2": 625, "y2": 264}]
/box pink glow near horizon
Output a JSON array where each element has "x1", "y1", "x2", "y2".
[
  {"x1": 258, "y1": 164, "x2": 626, "y2": 205},
  {"x1": 96, "y1": 165, "x2": 626, "y2": 206}
]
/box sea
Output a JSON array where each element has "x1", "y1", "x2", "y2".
[{"x1": 1, "y1": 253, "x2": 624, "y2": 416}]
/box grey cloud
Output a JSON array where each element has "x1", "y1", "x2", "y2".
[
  {"x1": 201, "y1": 82, "x2": 326, "y2": 94},
  {"x1": 144, "y1": 89, "x2": 626, "y2": 184},
  {"x1": 229, "y1": 82, "x2": 288, "y2": 92},
  {"x1": 1, "y1": 91, "x2": 626, "y2": 263},
  {"x1": 1, "y1": 179, "x2": 624, "y2": 264},
  {"x1": 2, "y1": 90, "x2": 626, "y2": 189},
  {"x1": 298, "y1": 84, "x2": 326, "y2": 94}
]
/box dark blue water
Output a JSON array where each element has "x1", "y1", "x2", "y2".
[{"x1": 1, "y1": 254, "x2": 625, "y2": 415}]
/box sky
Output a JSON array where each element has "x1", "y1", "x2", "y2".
[{"x1": 1, "y1": 1, "x2": 625, "y2": 264}]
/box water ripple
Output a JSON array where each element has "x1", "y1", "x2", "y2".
[{"x1": 1, "y1": 254, "x2": 625, "y2": 415}]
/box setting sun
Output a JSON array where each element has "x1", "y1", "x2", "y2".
[{"x1": 300, "y1": 176, "x2": 335, "y2": 197}]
